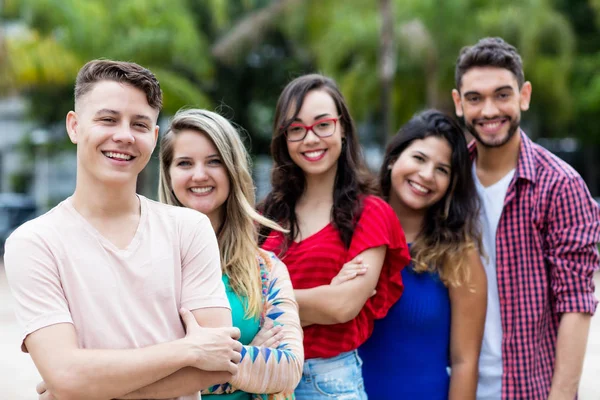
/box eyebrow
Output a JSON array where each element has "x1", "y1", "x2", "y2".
[
  {"x1": 463, "y1": 85, "x2": 514, "y2": 97},
  {"x1": 414, "y1": 150, "x2": 451, "y2": 169},
  {"x1": 95, "y1": 109, "x2": 153, "y2": 123},
  {"x1": 293, "y1": 113, "x2": 332, "y2": 122},
  {"x1": 173, "y1": 153, "x2": 220, "y2": 160}
]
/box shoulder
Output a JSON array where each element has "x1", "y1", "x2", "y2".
[
  {"x1": 530, "y1": 142, "x2": 583, "y2": 185},
  {"x1": 360, "y1": 195, "x2": 395, "y2": 218},
  {"x1": 7, "y1": 201, "x2": 69, "y2": 246},
  {"x1": 143, "y1": 196, "x2": 210, "y2": 228}
]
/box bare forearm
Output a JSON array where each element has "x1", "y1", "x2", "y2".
[
  {"x1": 548, "y1": 313, "x2": 592, "y2": 399},
  {"x1": 295, "y1": 287, "x2": 354, "y2": 325},
  {"x1": 448, "y1": 363, "x2": 478, "y2": 400},
  {"x1": 118, "y1": 368, "x2": 231, "y2": 399},
  {"x1": 51, "y1": 340, "x2": 191, "y2": 400}
]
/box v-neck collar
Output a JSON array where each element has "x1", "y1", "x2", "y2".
[{"x1": 65, "y1": 195, "x2": 147, "y2": 258}]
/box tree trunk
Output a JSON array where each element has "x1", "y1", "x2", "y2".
[{"x1": 379, "y1": 0, "x2": 395, "y2": 146}]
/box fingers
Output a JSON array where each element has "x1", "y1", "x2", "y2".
[
  {"x1": 229, "y1": 327, "x2": 241, "y2": 340},
  {"x1": 179, "y1": 308, "x2": 199, "y2": 332},
  {"x1": 228, "y1": 361, "x2": 239, "y2": 375},
  {"x1": 36, "y1": 381, "x2": 46, "y2": 395}
]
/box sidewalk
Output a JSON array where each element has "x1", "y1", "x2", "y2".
[{"x1": 0, "y1": 267, "x2": 599, "y2": 398}]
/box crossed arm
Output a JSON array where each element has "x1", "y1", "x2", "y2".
[
  {"x1": 294, "y1": 246, "x2": 386, "y2": 326},
  {"x1": 33, "y1": 307, "x2": 240, "y2": 400}
]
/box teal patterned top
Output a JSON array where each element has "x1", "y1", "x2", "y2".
[{"x1": 201, "y1": 251, "x2": 304, "y2": 400}]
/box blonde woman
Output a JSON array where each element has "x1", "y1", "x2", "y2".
[{"x1": 158, "y1": 109, "x2": 303, "y2": 400}]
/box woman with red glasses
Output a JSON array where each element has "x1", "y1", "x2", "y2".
[{"x1": 259, "y1": 74, "x2": 410, "y2": 399}]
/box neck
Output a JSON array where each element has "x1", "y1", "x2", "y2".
[
  {"x1": 71, "y1": 174, "x2": 139, "y2": 219},
  {"x1": 475, "y1": 130, "x2": 521, "y2": 176},
  {"x1": 388, "y1": 194, "x2": 424, "y2": 243},
  {"x1": 301, "y1": 166, "x2": 337, "y2": 205},
  {"x1": 207, "y1": 208, "x2": 224, "y2": 233}
]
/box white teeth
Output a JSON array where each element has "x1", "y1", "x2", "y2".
[
  {"x1": 190, "y1": 187, "x2": 213, "y2": 194},
  {"x1": 104, "y1": 151, "x2": 132, "y2": 161},
  {"x1": 304, "y1": 150, "x2": 325, "y2": 158},
  {"x1": 482, "y1": 121, "x2": 501, "y2": 129},
  {"x1": 408, "y1": 181, "x2": 429, "y2": 193}
]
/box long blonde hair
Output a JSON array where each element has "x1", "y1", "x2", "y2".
[{"x1": 159, "y1": 108, "x2": 284, "y2": 318}]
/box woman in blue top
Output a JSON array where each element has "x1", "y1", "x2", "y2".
[{"x1": 339, "y1": 110, "x2": 487, "y2": 399}]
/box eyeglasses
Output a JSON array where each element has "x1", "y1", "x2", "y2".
[{"x1": 284, "y1": 117, "x2": 340, "y2": 142}]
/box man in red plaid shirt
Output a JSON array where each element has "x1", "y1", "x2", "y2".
[{"x1": 451, "y1": 37, "x2": 600, "y2": 400}]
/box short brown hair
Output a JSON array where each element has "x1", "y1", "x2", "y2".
[
  {"x1": 455, "y1": 37, "x2": 524, "y2": 90},
  {"x1": 74, "y1": 59, "x2": 163, "y2": 110}
]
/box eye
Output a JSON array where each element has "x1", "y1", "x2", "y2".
[
  {"x1": 437, "y1": 167, "x2": 450, "y2": 175},
  {"x1": 134, "y1": 123, "x2": 150, "y2": 130},
  {"x1": 176, "y1": 160, "x2": 192, "y2": 167},
  {"x1": 288, "y1": 126, "x2": 304, "y2": 133},
  {"x1": 413, "y1": 154, "x2": 425, "y2": 162},
  {"x1": 466, "y1": 95, "x2": 480, "y2": 103},
  {"x1": 100, "y1": 117, "x2": 116, "y2": 123},
  {"x1": 317, "y1": 121, "x2": 332, "y2": 128},
  {"x1": 497, "y1": 92, "x2": 511, "y2": 100},
  {"x1": 208, "y1": 158, "x2": 222, "y2": 166}
]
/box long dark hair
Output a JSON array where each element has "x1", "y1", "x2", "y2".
[
  {"x1": 258, "y1": 74, "x2": 376, "y2": 250},
  {"x1": 380, "y1": 109, "x2": 481, "y2": 287}
]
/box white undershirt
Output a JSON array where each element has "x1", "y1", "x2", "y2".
[{"x1": 473, "y1": 163, "x2": 515, "y2": 400}]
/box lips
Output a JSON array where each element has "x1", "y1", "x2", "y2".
[
  {"x1": 102, "y1": 151, "x2": 135, "y2": 161},
  {"x1": 476, "y1": 117, "x2": 509, "y2": 134},
  {"x1": 189, "y1": 186, "x2": 214, "y2": 195},
  {"x1": 302, "y1": 149, "x2": 326, "y2": 161},
  {"x1": 407, "y1": 180, "x2": 431, "y2": 195}
]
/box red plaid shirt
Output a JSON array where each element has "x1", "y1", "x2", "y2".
[{"x1": 470, "y1": 131, "x2": 600, "y2": 399}]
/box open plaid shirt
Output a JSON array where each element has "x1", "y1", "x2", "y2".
[{"x1": 470, "y1": 131, "x2": 600, "y2": 399}]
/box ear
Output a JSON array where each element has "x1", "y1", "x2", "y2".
[
  {"x1": 154, "y1": 125, "x2": 160, "y2": 143},
  {"x1": 66, "y1": 111, "x2": 79, "y2": 144},
  {"x1": 519, "y1": 81, "x2": 532, "y2": 111},
  {"x1": 451, "y1": 89, "x2": 463, "y2": 118}
]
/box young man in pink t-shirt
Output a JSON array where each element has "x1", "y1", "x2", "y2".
[{"x1": 4, "y1": 60, "x2": 242, "y2": 400}]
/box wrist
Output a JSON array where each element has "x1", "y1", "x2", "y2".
[{"x1": 176, "y1": 337, "x2": 198, "y2": 368}]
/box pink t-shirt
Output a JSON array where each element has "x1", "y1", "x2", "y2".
[{"x1": 5, "y1": 195, "x2": 230, "y2": 400}]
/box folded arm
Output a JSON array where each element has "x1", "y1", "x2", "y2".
[
  {"x1": 117, "y1": 307, "x2": 236, "y2": 399},
  {"x1": 27, "y1": 323, "x2": 192, "y2": 400},
  {"x1": 203, "y1": 254, "x2": 304, "y2": 395},
  {"x1": 295, "y1": 246, "x2": 386, "y2": 326}
]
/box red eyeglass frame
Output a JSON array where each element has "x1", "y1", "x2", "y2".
[{"x1": 283, "y1": 117, "x2": 340, "y2": 142}]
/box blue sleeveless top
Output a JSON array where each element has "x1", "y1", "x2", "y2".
[{"x1": 359, "y1": 263, "x2": 451, "y2": 399}]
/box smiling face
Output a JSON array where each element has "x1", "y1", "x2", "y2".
[
  {"x1": 285, "y1": 89, "x2": 344, "y2": 179},
  {"x1": 168, "y1": 130, "x2": 230, "y2": 228},
  {"x1": 452, "y1": 66, "x2": 531, "y2": 148},
  {"x1": 66, "y1": 80, "x2": 159, "y2": 188},
  {"x1": 389, "y1": 136, "x2": 452, "y2": 215}
]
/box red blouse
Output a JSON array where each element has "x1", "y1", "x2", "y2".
[{"x1": 261, "y1": 195, "x2": 410, "y2": 359}]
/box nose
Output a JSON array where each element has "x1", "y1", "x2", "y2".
[
  {"x1": 112, "y1": 123, "x2": 135, "y2": 144},
  {"x1": 303, "y1": 128, "x2": 321, "y2": 145},
  {"x1": 192, "y1": 165, "x2": 208, "y2": 181},
  {"x1": 418, "y1": 163, "x2": 435, "y2": 182},
  {"x1": 481, "y1": 98, "x2": 499, "y2": 118}
]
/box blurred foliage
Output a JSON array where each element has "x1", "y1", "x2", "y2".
[{"x1": 1, "y1": 0, "x2": 600, "y2": 193}]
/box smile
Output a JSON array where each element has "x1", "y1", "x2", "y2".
[
  {"x1": 102, "y1": 151, "x2": 134, "y2": 161},
  {"x1": 477, "y1": 118, "x2": 508, "y2": 133},
  {"x1": 408, "y1": 180, "x2": 431, "y2": 194},
  {"x1": 190, "y1": 187, "x2": 214, "y2": 194},
  {"x1": 302, "y1": 149, "x2": 326, "y2": 161}
]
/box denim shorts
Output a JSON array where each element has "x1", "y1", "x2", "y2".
[{"x1": 295, "y1": 350, "x2": 368, "y2": 400}]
